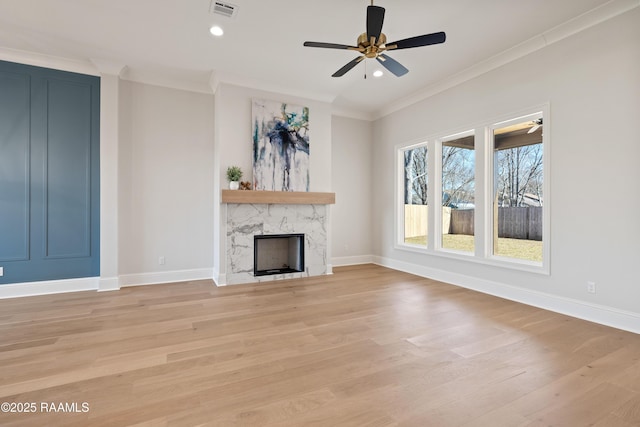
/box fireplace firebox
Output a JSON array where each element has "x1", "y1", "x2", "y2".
[{"x1": 254, "y1": 234, "x2": 305, "y2": 276}]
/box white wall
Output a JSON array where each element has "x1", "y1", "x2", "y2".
[
  {"x1": 372, "y1": 8, "x2": 640, "y2": 331},
  {"x1": 213, "y1": 83, "x2": 333, "y2": 282},
  {"x1": 119, "y1": 81, "x2": 215, "y2": 281},
  {"x1": 213, "y1": 83, "x2": 332, "y2": 192},
  {"x1": 331, "y1": 115, "x2": 373, "y2": 265}
]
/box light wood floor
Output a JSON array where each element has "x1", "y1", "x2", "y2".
[{"x1": 1, "y1": 265, "x2": 639, "y2": 426}]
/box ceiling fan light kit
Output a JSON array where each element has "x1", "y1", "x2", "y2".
[{"x1": 303, "y1": 1, "x2": 446, "y2": 77}]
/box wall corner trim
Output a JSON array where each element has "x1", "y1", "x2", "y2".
[
  {"x1": 213, "y1": 268, "x2": 227, "y2": 287},
  {"x1": 90, "y1": 59, "x2": 127, "y2": 76},
  {"x1": 98, "y1": 277, "x2": 121, "y2": 292}
]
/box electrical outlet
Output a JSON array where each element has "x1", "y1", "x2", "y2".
[
  {"x1": 0, "y1": 266, "x2": 3, "y2": 277},
  {"x1": 587, "y1": 281, "x2": 596, "y2": 294},
  {"x1": 159, "y1": 256, "x2": 166, "y2": 265}
]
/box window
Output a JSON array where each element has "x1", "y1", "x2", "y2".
[
  {"x1": 491, "y1": 113, "x2": 544, "y2": 263},
  {"x1": 396, "y1": 107, "x2": 548, "y2": 272},
  {"x1": 439, "y1": 132, "x2": 475, "y2": 253},
  {"x1": 402, "y1": 144, "x2": 428, "y2": 246}
]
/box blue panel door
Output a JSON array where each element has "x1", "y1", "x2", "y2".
[
  {"x1": 0, "y1": 60, "x2": 100, "y2": 284},
  {"x1": 0, "y1": 69, "x2": 30, "y2": 263}
]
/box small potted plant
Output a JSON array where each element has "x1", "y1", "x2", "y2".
[{"x1": 226, "y1": 166, "x2": 243, "y2": 190}]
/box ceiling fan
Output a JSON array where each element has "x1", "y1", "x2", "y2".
[
  {"x1": 303, "y1": 1, "x2": 446, "y2": 77},
  {"x1": 527, "y1": 118, "x2": 543, "y2": 134}
]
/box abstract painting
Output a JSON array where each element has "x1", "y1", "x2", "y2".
[{"x1": 252, "y1": 99, "x2": 309, "y2": 192}]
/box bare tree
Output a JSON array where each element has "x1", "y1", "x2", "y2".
[
  {"x1": 496, "y1": 144, "x2": 543, "y2": 207},
  {"x1": 404, "y1": 146, "x2": 428, "y2": 205},
  {"x1": 404, "y1": 145, "x2": 476, "y2": 207},
  {"x1": 442, "y1": 145, "x2": 475, "y2": 208}
]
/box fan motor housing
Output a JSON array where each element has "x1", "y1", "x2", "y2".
[{"x1": 358, "y1": 32, "x2": 387, "y2": 58}]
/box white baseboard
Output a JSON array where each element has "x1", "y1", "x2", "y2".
[
  {"x1": 119, "y1": 268, "x2": 213, "y2": 288},
  {"x1": 0, "y1": 277, "x2": 99, "y2": 299},
  {"x1": 212, "y1": 267, "x2": 226, "y2": 287},
  {"x1": 0, "y1": 268, "x2": 215, "y2": 298},
  {"x1": 332, "y1": 255, "x2": 375, "y2": 267},
  {"x1": 6, "y1": 260, "x2": 636, "y2": 335},
  {"x1": 373, "y1": 256, "x2": 640, "y2": 335},
  {"x1": 98, "y1": 277, "x2": 120, "y2": 292}
]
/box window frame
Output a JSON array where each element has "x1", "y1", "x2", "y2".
[
  {"x1": 434, "y1": 129, "x2": 477, "y2": 256},
  {"x1": 396, "y1": 140, "x2": 431, "y2": 250},
  {"x1": 395, "y1": 104, "x2": 550, "y2": 275},
  {"x1": 486, "y1": 109, "x2": 550, "y2": 273}
]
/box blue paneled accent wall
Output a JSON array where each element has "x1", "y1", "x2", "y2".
[{"x1": 0, "y1": 60, "x2": 100, "y2": 284}]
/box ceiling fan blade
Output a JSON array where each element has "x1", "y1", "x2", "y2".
[
  {"x1": 304, "y1": 41, "x2": 361, "y2": 51},
  {"x1": 332, "y1": 56, "x2": 365, "y2": 77},
  {"x1": 376, "y1": 54, "x2": 409, "y2": 77},
  {"x1": 387, "y1": 32, "x2": 446, "y2": 50},
  {"x1": 366, "y1": 5, "x2": 385, "y2": 44}
]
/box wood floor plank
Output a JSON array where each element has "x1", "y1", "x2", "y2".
[
  {"x1": 523, "y1": 382, "x2": 638, "y2": 426},
  {"x1": 611, "y1": 392, "x2": 640, "y2": 425},
  {"x1": 0, "y1": 265, "x2": 638, "y2": 426}
]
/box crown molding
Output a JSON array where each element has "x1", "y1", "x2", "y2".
[
  {"x1": 120, "y1": 68, "x2": 214, "y2": 94},
  {"x1": 374, "y1": 0, "x2": 640, "y2": 119},
  {"x1": 0, "y1": 46, "x2": 99, "y2": 76},
  {"x1": 213, "y1": 70, "x2": 336, "y2": 104},
  {"x1": 3, "y1": 0, "x2": 636, "y2": 116},
  {"x1": 90, "y1": 59, "x2": 127, "y2": 76},
  {"x1": 331, "y1": 106, "x2": 375, "y2": 121}
]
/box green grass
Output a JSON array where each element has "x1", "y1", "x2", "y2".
[
  {"x1": 404, "y1": 234, "x2": 542, "y2": 262},
  {"x1": 404, "y1": 235, "x2": 428, "y2": 246},
  {"x1": 495, "y1": 237, "x2": 543, "y2": 262},
  {"x1": 443, "y1": 234, "x2": 475, "y2": 253}
]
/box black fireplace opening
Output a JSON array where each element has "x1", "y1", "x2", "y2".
[{"x1": 254, "y1": 233, "x2": 305, "y2": 276}]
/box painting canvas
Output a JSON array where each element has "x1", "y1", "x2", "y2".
[{"x1": 252, "y1": 99, "x2": 310, "y2": 192}]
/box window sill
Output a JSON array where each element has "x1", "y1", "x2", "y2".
[{"x1": 394, "y1": 242, "x2": 549, "y2": 275}]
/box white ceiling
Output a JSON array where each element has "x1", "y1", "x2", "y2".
[{"x1": 0, "y1": 0, "x2": 632, "y2": 119}]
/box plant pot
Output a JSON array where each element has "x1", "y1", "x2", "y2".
[{"x1": 229, "y1": 181, "x2": 240, "y2": 190}]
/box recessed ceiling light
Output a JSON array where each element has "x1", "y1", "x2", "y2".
[
  {"x1": 209, "y1": 25, "x2": 224, "y2": 36},
  {"x1": 373, "y1": 70, "x2": 383, "y2": 77}
]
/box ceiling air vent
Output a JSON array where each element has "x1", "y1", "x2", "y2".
[{"x1": 210, "y1": 1, "x2": 239, "y2": 19}]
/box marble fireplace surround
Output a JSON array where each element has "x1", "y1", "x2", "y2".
[{"x1": 221, "y1": 190, "x2": 335, "y2": 285}]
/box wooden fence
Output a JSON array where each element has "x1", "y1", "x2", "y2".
[
  {"x1": 498, "y1": 206, "x2": 542, "y2": 240},
  {"x1": 404, "y1": 205, "x2": 429, "y2": 238},
  {"x1": 405, "y1": 205, "x2": 542, "y2": 241},
  {"x1": 450, "y1": 209, "x2": 474, "y2": 235},
  {"x1": 404, "y1": 205, "x2": 451, "y2": 238}
]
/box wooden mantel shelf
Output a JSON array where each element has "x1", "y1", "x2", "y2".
[{"x1": 221, "y1": 190, "x2": 335, "y2": 205}]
